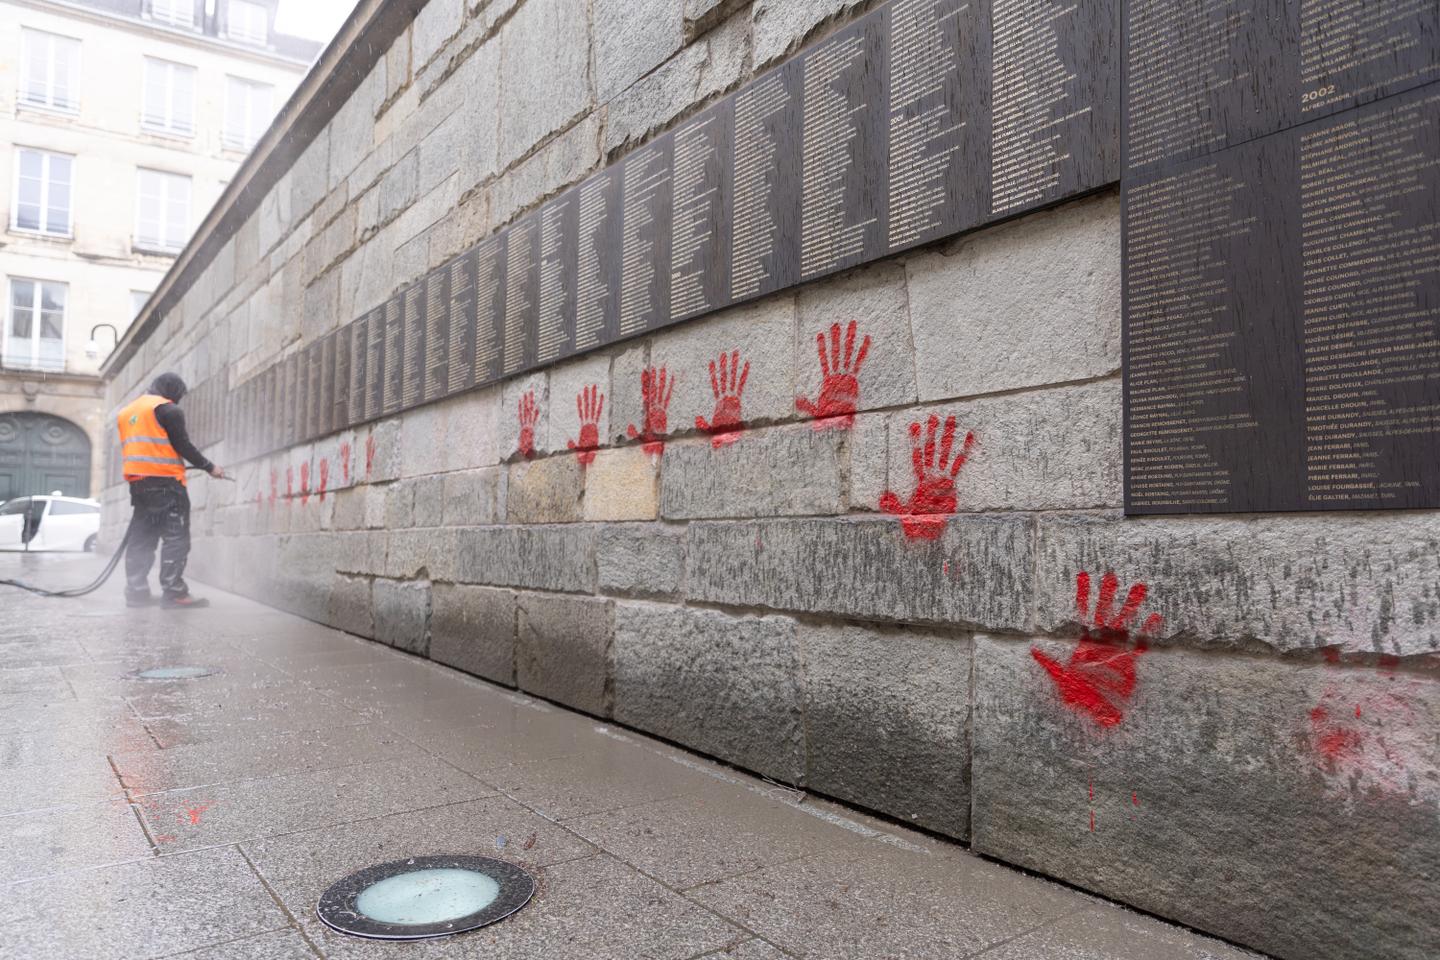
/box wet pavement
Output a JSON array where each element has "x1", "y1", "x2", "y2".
[{"x1": 0, "y1": 551, "x2": 1264, "y2": 959}]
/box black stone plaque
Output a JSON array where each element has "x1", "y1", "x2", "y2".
[
  {"x1": 333, "y1": 324, "x2": 351, "y2": 432},
  {"x1": 305, "y1": 342, "x2": 322, "y2": 442},
  {"x1": 502, "y1": 218, "x2": 538, "y2": 376},
  {"x1": 536, "y1": 188, "x2": 579, "y2": 365},
  {"x1": 349, "y1": 310, "x2": 369, "y2": 428},
  {"x1": 424, "y1": 266, "x2": 450, "y2": 404},
  {"x1": 445, "y1": 248, "x2": 478, "y2": 395},
  {"x1": 1124, "y1": 0, "x2": 1440, "y2": 173},
  {"x1": 282, "y1": 353, "x2": 299, "y2": 449},
  {"x1": 475, "y1": 233, "x2": 507, "y2": 385},
  {"x1": 729, "y1": 55, "x2": 803, "y2": 302},
  {"x1": 576, "y1": 167, "x2": 622, "y2": 351},
  {"x1": 383, "y1": 296, "x2": 403, "y2": 415},
  {"x1": 618, "y1": 135, "x2": 674, "y2": 337},
  {"x1": 799, "y1": 13, "x2": 889, "y2": 281},
  {"x1": 401, "y1": 281, "x2": 426, "y2": 409},
  {"x1": 671, "y1": 100, "x2": 733, "y2": 321},
  {"x1": 321, "y1": 333, "x2": 337, "y2": 438},
  {"x1": 1124, "y1": 84, "x2": 1440, "y2": 513}
]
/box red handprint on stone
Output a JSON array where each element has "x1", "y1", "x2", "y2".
[
  {"x1": 318, "y1": 459, "x2": 329, "y2": 501},
  {"x1": 797, "y1": 320, "x2": 871, "y2": 429},
  {"x1": 627, "y1": 366, "x2": 674, "y2": 455},
  {"x1": 696, "y1": 350, "x2": 750, "y2": 448},
  {"x1": 517, "y1": 389, "x2": 539, "y2": 459},
  {"x1": 879, "y1": 414, "x2": 975, "y2": 541},
  {"x1": 1030, "y1": 572, "x2": 1163, "y2": 728},
  {"x1": 339, "y1": 441, "x2": 352, "y2": 485},
  {"x1": 285, "y1": 465, "x2": 294, "y2": 504},
  {"x1": 365, "y1": 434, "x2": 376, "y2": 477},
  {"x1": 299, "y1": 462, "x2": 311, "y2": 506},
  {"x1": 567, "y1": 384, "x2": 604, "y2": 466},
  {"x1": 268, "y1": 469, "x2": 277, "y2": 508}
]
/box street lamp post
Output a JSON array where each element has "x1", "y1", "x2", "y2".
[{"x1": 85, "y1": 324, "x2": 119, "y2": 361}]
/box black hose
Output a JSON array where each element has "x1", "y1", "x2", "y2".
[{"x1": 0, "y1": 515, "x2": 136, "y2": 598}]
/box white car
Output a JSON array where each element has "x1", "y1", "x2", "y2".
[{"x1": 0, "y1": 493, "x2": 101, "y2": 552}]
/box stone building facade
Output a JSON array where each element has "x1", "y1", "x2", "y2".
[
  {"x1": 99, "y1": 2, "x2": 1440, "y2": 959},
  {"x1": 0, "y1": 0, "x2": 317, "y2": 497}
]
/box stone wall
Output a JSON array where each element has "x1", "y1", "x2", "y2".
[{"x1": 100, "y1": 3, "x2": 1440, "y2": 959}]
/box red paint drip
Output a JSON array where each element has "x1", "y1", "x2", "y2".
[
  {"x1": 880, "y1": 415, "x2": 975, "y2": 541},
  {"x1": 627, "y1": 366, "x2": 674, "y2": 455},
  {"x1": 1322, "y1": 647, "x2": 1341, "y2": 664},
  {"x1": 517, "y1": 389, "x2": 539, "y2": 459},
  {"x1": 567, "y1": 384, "x2": 604, "y2": 465},
  {"x1": 796, "y1": 320, "x2": 870, "y2": 430},
  {"x1": 696, "y1": 349, "x2": 750, "y2": 447}
]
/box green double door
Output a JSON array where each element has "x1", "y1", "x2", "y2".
[{"x1": 0, "y1": 412, "x2": 91, "y2": 501}]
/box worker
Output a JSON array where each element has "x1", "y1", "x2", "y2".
[{"x1": 116, "y1": 372, "x2": 224, "y2": 608}]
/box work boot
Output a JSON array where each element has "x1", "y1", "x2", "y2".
[
  {"x1": 161, "y1": 594, "x2": 210, "y2": 609},
  {"x1": 126, "y1": 592, "x2": 157, "y2": 608}
]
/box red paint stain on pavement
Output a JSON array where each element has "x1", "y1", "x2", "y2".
[
  {"x1": 879, "y1": 414, "x2": 975, "y2": 541},
  {"x1": 627, "y1": 367, "x2": 674, "y2": 455},
  {"x1": 340, "y1": 441, "x2": 352, "y2": 484},
  {"x1": 181, "y1": 803, "x2": 211, "y2": 826},
  {"x1": 567, "y1": 385, "x2": 604, "y2": 465},
  {"x1": 518, "y1": 390, "x2": 539, "y2": 459},
  {"x1": 1030, "y1": 571, "x2": 1162, "y2": 728},
  {"x1": 696, "y1": 350, "x2": 750, "y2": 447},
  {"x1": 797, "y1": 321, "x2": 870, "y2": 429}
]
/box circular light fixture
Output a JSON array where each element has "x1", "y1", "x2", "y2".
[
  {"x1": 131, "y1": 666, "x2": 220, "y2": 680},
  {"x1": 317, "y1": 856, "x2": 535, "y2": 940}
]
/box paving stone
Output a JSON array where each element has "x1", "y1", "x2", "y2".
[
  {"x1": 0, "y1": 799, "x2": 152, "y2": 883},
  {"x1": 594, "y1": 0, "x2": 685, "y2": 101},
  {"x1": 906, "y1": 193, "x2": 1121, "y2": 402},
  {"x1": 689, "y1": 844, "x2": 1085, "y2": 956},
  {"x1": 327, "y1": 574, "x2": 374, "y2": 637},
  {"x1": 442, "y1": 466, "x2": 507, "y2": 525},
  {"x1": 166, "y1": 928, "x2": 318, "y2": 959},
  {"x1": 441, "y1": 385, "x2": 504, "y2": 471},
  {"x1": 982, "y1": 905, "x2": 1266, "y2": 960},
  {"x1": 971, "y1": 635, "x2": 1440, "y2": 960},
  {"x1": 411, "y1": 474, "x2": 445, "y2": 526},
  {"x1": 686, "y1": 515, "x2": 1034, "y2": 629},
  {"x1": 660, "y1": 422, "x2": 845, "y2": 519},
  {"x1": 564, "y1": 780, "x2": 872, "y2": 889},
  {"x1": 136, "y1": 755, "x2": 492, "y2": 851},
  {"x1": 796, "y1": 258, "x2": 916, "y2": 415},
  {"x1": 398, "y1": 399, "x2": 450, "y2": 478},
  {"x1": 603, "y1": 12, "x2": 750, "y2": 155},
  {"x1": 497, "y1": 0, "x2": 590, "y2": 168},
  {"x1": 371, "y1": 577, "x2": 431, "y2": 654},
  {"x1": 508, "y1": 455, "x2": 585, "y2": 523},
  {"x1": 596, "y1": 522, "x2": 686, "y2": 599},
  {"x1": 1034, "y1": 511, "x2": 1440, "y2": 656},
  {"x1": 517, "y1": 593, "x2": 613, "y2": 716},
  {"x1": 0, "y1": 755, "x2": 124, "y2": 816},
  {"x1": 583, "y1": 446, "x2": 660, "y2": 521},
  {"x1": 802, "y1": 622, "x2": 971, "y2": 838},
  {"x1": 454, "y1": 524, "x2": 597, "y2": 593},
  {"x1": 2, "y1": 846, "x2": 286, "y2": 960},
  {"x1": 614, "y1": 603, "x2": 803, "y2": 782},
  {"x1": 430, "y1": 582, "x2": 517, "y2": 685}
]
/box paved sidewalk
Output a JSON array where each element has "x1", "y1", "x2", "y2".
[{"x1": 0, "y1": 551, "x2": 1262, "y2": 959}]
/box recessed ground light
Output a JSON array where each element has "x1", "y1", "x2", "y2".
[
  {"x1": 317, "y1": 856, "x2": 535, "y2": 940},
  {"x1": 131, "y1": 666, "x2": 220, "y2": 680}
]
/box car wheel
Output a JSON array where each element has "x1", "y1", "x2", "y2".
[{"x1": 83, "y1": 534, "x2": 97, "y2": 553}]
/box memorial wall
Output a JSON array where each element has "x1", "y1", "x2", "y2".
[{"x1": 174, "y1": 0, "x2": 1439, "y2": 519}]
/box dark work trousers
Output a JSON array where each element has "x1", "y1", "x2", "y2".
[{"x1": 125, "y1": 477, "x2": 192, "y2": 599}]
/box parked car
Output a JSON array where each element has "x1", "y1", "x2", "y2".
[{"x1": 0, "y1": 494, "x2": 101, "y2": 552}]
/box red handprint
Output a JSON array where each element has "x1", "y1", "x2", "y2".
[
  {"x1": 879, "y1": 414, "x2": 975, "y2": 541},
  {"x1": 567, "y1": 385, "x2": 604, "y2": 466},
  {"x1": 268, "y1": 469, "x2": 277, "y2": 508},
  {"x1": 1030, "y1": 572, "x2": 1163, "y2": 728},
  {"x1": 299, "y1": 462, "x2": 311, "y2": 506},
  {"x1": 318, "y1": 459, "x2": 330, "y2": 501},
  {"x1": 339, "y1": 441, "x2": 352, "y2": 485},
  {"x1": 627, "y1": 366, "x2": 674, "y2": 455},
  {"x1": 365, "y1": 434, "x2": 376, "y2": 477},
  {"x1": 696, "y1": 350, "x2": 750, "y2": 448},
  {"x1": 517, "y1": 390, "x2": 539, "y2": 459},
  {"x1": 797, "y1": 320, "x2": 871, "y2": 429},
  {"x1": 285, "y1": 466, "x2": 294, "y2": 504}
]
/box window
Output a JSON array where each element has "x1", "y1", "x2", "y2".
[
  {"x1": 223, "y1": 76, "x2": 274, "y2": 151},
  {"x1": 135, "y1": 168, "x2": 191, "y2": 253},
  {"x1": 131, "y1": 290, "x2": 152, "y2": 320},
  {"x1": 227, "y1": 0, "x2": 268, "y2": 45},
  {"x1": 4, "y1": 279, "x2": 66, "y2": 373},
  {"x1": 12, "y1": 149, "x2": 73, "y2": 237},
  {"x1": 141, "y1": 58, "x2": 195, "y2": 136},
  {"x1": 20, "y1": 29, "x2": 80, "y2": 112},
  {"x1": 48, "y1": 500, "x2": 98, "y2": 515},
  {"x1": 147, "y1": 0, "x2": 195, "y2": 27}
]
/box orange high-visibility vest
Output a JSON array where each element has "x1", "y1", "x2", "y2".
[{"x1": 117, "y1": 394, "x2": 187, "y2": 484}]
